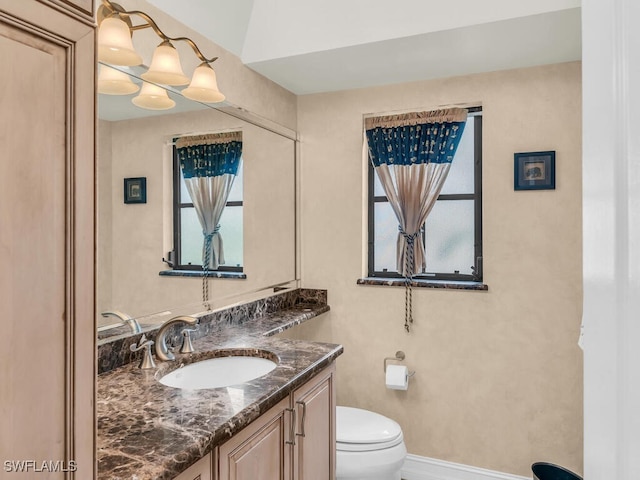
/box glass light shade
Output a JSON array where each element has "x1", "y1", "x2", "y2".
[
  {"x1": 97, "y1": 65, "x2": 140, "y2": 95},
  {"x1": 182, "y1": 63, "x2": 226, "y2": 103},
  {"x1": 141, "y1": 41, "x2": 189, "y2": 86},
  {"x1": 132, "y1": 82, "x2": 176, "y2": 110},
  {"x1": 98, "y1": 16, "x2": 142, "y2": 66}
]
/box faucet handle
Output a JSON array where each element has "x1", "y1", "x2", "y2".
[
  {"x1": 130, "y1": 334, "x2": 156, "y2": 369},
  {"x1": 180, "y1": 327, "x2": 198, "y2": 354}
]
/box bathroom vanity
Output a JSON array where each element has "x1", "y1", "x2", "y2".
[
  {"x1": 97, "y1": 291, "x2": 341, "y2": 480},
  {"x1": 171, "y1": 364, "x2": 334, "y2": 480}
]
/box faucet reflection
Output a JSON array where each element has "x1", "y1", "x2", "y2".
[{"x1": 99, "y1": 310, "x2": 142, "y2": 334}]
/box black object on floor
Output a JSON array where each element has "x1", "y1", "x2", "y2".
[{"x1": 532, "y1": 462, "x2": 583, "y2": 480}]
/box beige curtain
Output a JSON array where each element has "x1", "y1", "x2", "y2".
[{"x1": 375, "y1": 162, "x2": 452, "y2": 276}]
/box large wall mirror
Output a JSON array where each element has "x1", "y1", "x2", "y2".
[{"x1": 97, "y1": 64, "x2": 297, "y2": 340}]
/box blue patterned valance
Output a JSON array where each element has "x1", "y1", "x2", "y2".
[
  {"x1": 365, "y1": 108, "x2": 467, "y2": 167},
  {"x1": 176, "y1": 131, "x2": 242, "y2": 179}
]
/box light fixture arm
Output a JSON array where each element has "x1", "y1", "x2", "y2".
[{"x1": 101, "y1": 0, "x2": 218, "y2": 64}]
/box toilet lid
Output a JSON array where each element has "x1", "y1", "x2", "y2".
[{"x1": 336, "y1": 406, "x2": 403, "y2": 451}]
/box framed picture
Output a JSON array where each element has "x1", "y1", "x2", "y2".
[
  {"x1": 124, "y1": 177, "x2": 147, "y2": 204},
  {"x1": 514, "y1": 151, "x2": 555, "y2": 190}
]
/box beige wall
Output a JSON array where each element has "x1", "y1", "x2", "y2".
[
  {"x1": 290, "y1": 62, "x2": 583, "y2": 476},
  {"x1": 98, "y1": 109, "x2": 295, "y2": 318}
]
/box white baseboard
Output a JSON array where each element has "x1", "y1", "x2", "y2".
[{"x1": 401, "y1": 454, "x2": 530, "y2": 480}]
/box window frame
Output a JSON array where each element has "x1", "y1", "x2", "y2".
[
  {"x1": 367, "y1": 107, "x2": 483, "y2": 282},
  {"x1": 171, "y1": 145, "x2": 244, "y2": 272}
]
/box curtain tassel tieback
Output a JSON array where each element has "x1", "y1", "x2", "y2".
[
  {"x1": 201, "y1": 224, "x2": 221, "y2": 310},
  {"x1": 204, "y1": 224, "x2": 221, "y2": 239},
  {"x1": 398, "y1": 226, "x2": 421, "y2": 333},
  {"x1": 202, "y1": 224, "x2": 221, "y2": 257}
]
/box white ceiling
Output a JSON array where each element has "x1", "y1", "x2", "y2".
[{"x1": 146, "y1": 0, "x2": 581, "y2": 95}]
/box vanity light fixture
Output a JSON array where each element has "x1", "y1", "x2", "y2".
[
  {"x1": 132, "y1": 81, "x2": 176, "y2": 110},
  {"x1": 98, "y1": 15, "x2": 142, "y2": 66},
  {"x1": 97, "y1": 64, "x2": 140, "y2": 95},
  {"x1": 97, "y1": 0, "x2": 225, "y2": 108},
  {"x1": 182, "y1": 63, "x2": 225, "y2": 103},
  {"x1": 141, "y1": 40, "x2": 190, "y2": 86}
]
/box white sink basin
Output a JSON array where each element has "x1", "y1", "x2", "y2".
[{"x1": 159, "y1": 355, "x2": 277, "y2": 390}]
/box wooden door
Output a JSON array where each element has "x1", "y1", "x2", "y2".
[
  {"x1": 292, "y1": 365, "x2": 336, "y2": 480},
  {"x1": 0, "y1": 1, "x2": 95, "y2": 478},
  {"x1": 218, "y1": 397, "x2": 291, "y2": 480}
]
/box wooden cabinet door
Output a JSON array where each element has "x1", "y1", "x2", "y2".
[
  {"x1": 218, "y1": 397, "x2": 292, "y2": 480},
  {"x1": 292, "y1": 365, "x2": 336, "y2": 480},
  {"x1": 174, "y1": 453, "x2": 212, "y2": 480},
  {"x1": 0, "y1": 1, "x2": 95, "y2": 478}
]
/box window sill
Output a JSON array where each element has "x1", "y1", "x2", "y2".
[
  {"x1": 356, "y1": 277, "x2": 488, "y2": 291},
  {"x1": 159, "y1": 270, "x2": 247, "y2": 279}
]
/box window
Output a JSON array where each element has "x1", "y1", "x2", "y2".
[
  {"x1": 367, "y1": 108, "x2": 482, "y2": 282},
  {"x1": 172, "y1": 146, "x2": 243, "y2": 272}
]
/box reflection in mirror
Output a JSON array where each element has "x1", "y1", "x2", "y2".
[
  {"x1": 97, "y1": 66, "x2": 297, "y2": 341},
  {"x1": 173, "y1": 130, "x2": 244, "y2": 276},
  {"x1": 178, "y1": 159, "x2": 243, "y2": 268}
]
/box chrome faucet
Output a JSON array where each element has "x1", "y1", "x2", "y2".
[
  {"x1": 154, "y1": 315, "x2": 199, "y2": 361},
  {"x1": 101, "y1": 310, "x2": 142, "y2": 334}
]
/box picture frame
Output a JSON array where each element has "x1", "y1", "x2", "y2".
[
  {"x1": 124, "y1": 177, "x2": 147, "y2": 204},
  {"x1": 514, "y1": 151, "x2": 555, "y2": 190}
]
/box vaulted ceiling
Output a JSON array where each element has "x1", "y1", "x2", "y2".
[{"x1": 146, "y1": 0, "x2": 581, "y2": 95}]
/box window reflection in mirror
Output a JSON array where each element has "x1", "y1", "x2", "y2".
[{"x1": 173, "y1": 131, "x2": 244, "y2": 272}]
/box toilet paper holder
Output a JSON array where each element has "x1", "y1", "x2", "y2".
[{"x1": 383, "y1": 351, "x2": 415, "y2": 377}]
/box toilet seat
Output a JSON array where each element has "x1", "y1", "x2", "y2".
[{"x1": 336, "y1": 406, "x2": 404, "y2": 452}]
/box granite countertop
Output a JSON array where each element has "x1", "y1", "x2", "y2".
[{"x1": 97, "y1": 302, "x2": 341, "y2": 480}]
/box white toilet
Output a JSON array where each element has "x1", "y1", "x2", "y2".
[{"x1": 336, "y1": 406, "x2": 407, "y2": 480}]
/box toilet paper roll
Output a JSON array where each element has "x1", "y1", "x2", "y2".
[{"x1": 385, "y1": 364, "x2": 409, "y2": 390}]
